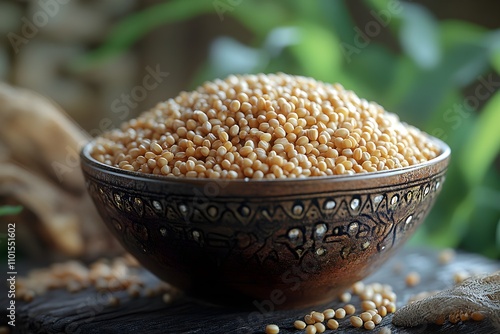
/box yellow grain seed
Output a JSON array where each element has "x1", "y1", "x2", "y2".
[
  {"x1": 265, "y1": 324, "x2": 280, "y2": 334},
  {"x1": 305, "y1": 324, "x2": 317, "y2": 334},
  {"x1": 362, "y1": 300, "x2": 377, "y2": 311},
  {"x1": 453, "y1": 271, "x2": 470, "y2": 284},
  {"x1": 308, "y1": 129, "x2": 319, "y2": 141},
  {"x1": 377, "y1": 306, "x2": 387, "y2": 317},
  {"x1": 372, "y1": 293, "x2": 383, "y2": 307},
  {"x1": 364, "y1": 321, "x2": 375, "y2": 330},
  {"x1": 230, "y1": 100, "x2": 241, "y2": 112},
  {"x1": 323, "y1": 309, "x2": 335, "y2": 320},
  {"x1": 372, "y1": 314, "x2": 382, "y2": 325},
  {"x1": 304, "y1": 314, "x2": 315, "y2": 325},
  {"x1": 273, "y1": 127, "x2": 285, "y2": 138},
  {"x1": 294, "y1": 320, "x2": 307, "y2": 330},
  {"x1": 326, "y1": 319, "x2": 339, "y2": 330},
  {"x1": 334, "y1": 128, "x2": 349, "y2": 138},
  {"x1": 151, "y1": 142, "x2": 163, "y2": 154},
  {"x1": 386, "y1": 302, "x2": 396, "y2": 313},
  {"x1": 312, "y1": 311, "x2": 325, "y2": 323},
  {"x1": 122, "y1": 164, "x2": 135, "y2": 171},
  {"x1": 334, "y1": 164, "x2": 345, "y2": 175},
  {"x1": 350, "y1": 316, "x2": 363, "y2": 328},
  {"x1": 360, "y1": 312, "x2": 372, "y2": 322},
  {"x1": 92, "y1": 74, "x2": 440, "y2": 179},
  {"x1": 344, "y1": 304, "x2": 356, "y2": 315},
  {"x1": 405, "y1": 271, "x2": 421, "y2": 287},
  {"x1": 471, "y1": 312, "x2": 485, "y2": 321},
  {"x1": 335, "y1": 308, "x2": 346, "y2": 319},
  {"x1": 352, "y1": 281, "x2": 364, "y2": 295},
  {"x1": 438, "y1": 248, "x2": 455, "y2": 265},
  {"x1": 314, "y1": 323, "x2": 325, "y2": 333}
]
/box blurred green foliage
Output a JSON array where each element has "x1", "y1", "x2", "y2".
[
  {"x1": 0, "y1": 206, "x2": 22, "y2": 216},
  {"x1": 77, "y1": 0, "x2": 500, "y2": 258}
]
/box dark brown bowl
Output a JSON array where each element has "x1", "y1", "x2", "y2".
[{"x1": 80, "y1": 138, "x2": 450, "y2": 309}]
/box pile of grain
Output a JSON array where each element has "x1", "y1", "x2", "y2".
[{"x1": 91, "y1": 73, "x2": 440, "y2": 179}]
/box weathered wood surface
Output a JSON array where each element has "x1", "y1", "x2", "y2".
[{"x1": 2, "y1": 248, "x2": 499, "y2": 334}]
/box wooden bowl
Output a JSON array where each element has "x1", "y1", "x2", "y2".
[{"x1": 80, "y1": 138, "x2": 450, "y2": 309}]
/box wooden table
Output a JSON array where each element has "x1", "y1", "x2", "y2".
[{"x1": 3, "y1": 248, "x2": 499, "y2": 333}]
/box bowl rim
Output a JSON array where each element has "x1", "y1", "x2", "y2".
[{"x1": 81, "y1": 134, "x2": 450, "y2": 187}]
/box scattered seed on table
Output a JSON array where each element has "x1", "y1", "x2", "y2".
[
  {"x1": 364, "y1": 320, "x2": 376, "y2": 330},
  {"x1": 344, "y1": 304, "x2": 356, "y2": 315},
  {"x1": 372, "y1": 314, "x2": 382, "y2": 325},
  {"x1": 323, "y1": 308, "x2": 335, "y2": 320},
  {"x1": 312, "y1": 311, "x2": 325, "y2": 322},
  {"x1": 340, "y1": 291, "x2": 352, "y2": 303},
  {"x1": 352, "y1": 281, "x2": 365, "y2": 295},
  {"x1": 361, "y1": 300, "x2": 376, "y2": 311},
  {"x1": 304, "y1": 314, "x2": 315, "y2": 325},
  {"x1": 360, "y1": 312, "x2": 373, "y2": 322},
  {"x1": 265, "y1": 324, "x2": 279, "y2": 334},
  {"x1": 454, "y1": 271, "x2": 470, "y2": 284},
  {"x1": 327, "y1": 319, "x2": 339, "y2": 330},
  {"x1": 294, "y1": 320, "x2": 306, "y2": 330},
  {"x1": 405, "y1": 271, "x2": 421, "y2": 287},
  {"x1": 350, "y1": 316, "x2": 363, "y2": 328},
  {"x1": 314, "y1": 322, "x2": 326, "y2": 333},
  {"x1": 335, "y1": 308, "x2": 346, "y2": 319},
  {"x1": 305, "y1": 324, "x2": 317, "y2": 334},
  {"x1": 387, "y1": 303, "x2": 396, "y2": 313},
  {"x1": 377, "y1": 306, "x2": 387, "y2": 317},
  {"x1": 438, "y1": 248, "x2": 455, "y2": 265}
]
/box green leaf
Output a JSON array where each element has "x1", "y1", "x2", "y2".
[
  {"x1": 344, "y1": 45, "x2": 399, "y2": 106},
  {"x1": 72, "y1": 0, "x2": 214, "y2": 70},
  {"x1": 399, "y1": 3, "x2": 440, "y2": 69},
  {"x1": 0, "y1": 206, "x2": 23, "y2": 216},
  {"x1": 492, "y1": 49, "x2": 500, "y2": 74},
  {"x1": 288, "y1": 22, "x2": 342, "y2": 82},
  {"x1": 229, "y1": 1, "x2": 292, "y2": 37},
  {"x1": 382, "y1": 56, "x2": 419, "y2": 109},
  {"x1": 320, "y1": 0, "x2": 358, "y2": 43},
  {"x1": 439, "y1": 20, "x2": 486, "y2": 51},
  {"x1": 460, "y1": 91, "x2": 500, "y2": 186}
]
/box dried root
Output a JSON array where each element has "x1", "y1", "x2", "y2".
[
  {"x1": 393, "y1": 272, "x2": 500, "y2": 329},
  {"x1": 0, "y1": 83, "x2": 120, "y2": 257}
]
